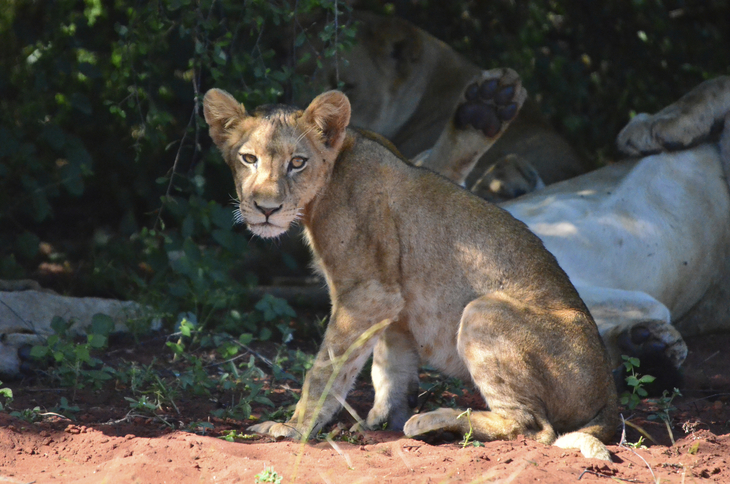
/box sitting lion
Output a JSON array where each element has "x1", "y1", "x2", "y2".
[{"x1": 204, "y1": 68, "x2": 617, "y2": 460}]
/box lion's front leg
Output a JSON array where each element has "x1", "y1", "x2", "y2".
[
  {"x1": 365, "y1": 322, "x2": 420, "y2": 431},
  {"x1": 249, "y1": 290, "x2": 400, "y2": 439}
]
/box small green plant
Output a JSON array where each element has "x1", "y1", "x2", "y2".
[
  {"x1": 125, "y1": 395, "x2": 159, "y2": 414},
  {"x1": 255, "y1": 466, "x2": 283, "y2": 484},
  {"x1": 648, "y1": 387, "x2": 682, "y2": 445},
  {"x1": 273, "y1": 347, "x2": 315, "y2": 383},
  {"x1": 457, "y1": 408, "x2": 476, "y2": 448},
  {"x1": 218, "y1": 429, "x2": 259, "y2": 442},
  {"x1": 619, "y1": 356, "x2": 655, "y2": 410},
  {"x1": 210, "y1": 356, "x2": 273, "y2": 421},
  {"x1": 625, "y1": 435, "x2": 647, "y2": 449},
  {"x1": 52, "y1": 397, "x2": 80, "y2": 419},
  {"x1": 10, "y1": 406, "x2": 42, "y2": 423},
  {"x1": 0, "y1": 380, "x2": 12, "y2": 411},
  {"x1": 30, "y1": 314, "x2": 117, "y2": 397}
]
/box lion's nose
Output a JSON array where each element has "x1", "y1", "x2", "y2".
[{"x1": 254, "y1": 202, "x2": 282, "y2": 218}]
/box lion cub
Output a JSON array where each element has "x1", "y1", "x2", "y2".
[{"x1": 203, "y1": 69, "x2": 617, "y2": 460}]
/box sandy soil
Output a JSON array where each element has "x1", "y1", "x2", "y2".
[{"x1": 1, "y1": 333, "x2": 729, "y2": 484}]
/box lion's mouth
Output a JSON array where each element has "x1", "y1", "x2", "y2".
[{"x1": 248, "y1": 221, "x2": 289, "y2": 238}]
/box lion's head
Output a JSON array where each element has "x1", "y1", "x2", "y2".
[{"x1": 203, "y1": 89, "x2": 351, "y2": 238}]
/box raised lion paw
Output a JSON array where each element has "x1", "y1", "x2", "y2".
[
  {"x1": 617, "y1": 76, "x2": 730, "y2": 156},
  {"x1": 455, "y1": 68, "x2": 528, "y2": 139}
]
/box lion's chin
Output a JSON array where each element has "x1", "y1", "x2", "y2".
[{"x1": 248, "y1": 222, "x2": 289, "y2": 239}]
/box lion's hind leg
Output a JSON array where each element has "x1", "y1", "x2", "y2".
[
  {"x1": 403, "y1": 406, "x2": 555, "y2": 444},
  {"x1": 404, "y1": 292, "x2": 615, "y2": 460}
]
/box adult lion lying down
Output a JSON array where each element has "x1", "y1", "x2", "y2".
[
  {"x1": 304, "y1": 11, "x2": 586, "y2": 194},
  {"x1": 503, "y1": 76, "x2": 730, "y2": 374}
]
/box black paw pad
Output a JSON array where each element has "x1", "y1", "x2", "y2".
[
  {"x1": 494, "y1": 86, "x2": 515, "y2": 105},
  {"x1": 455, "y1": 102, "x2": 500, "y2": 136},
  {"x1": 465, "y1": 83, "x2": 479, "y2": 101},
  {"x1": 454, "y1": 77, "x2": 520, "y2": 137},
  {"x1": 479, "y1": 80, "x2": 499, "y2": 99},
  {"x1": 630, "y1": 325, "x2": 652, "y2": 345},
  {"x1": 497, "y1": 103, "x2": 518, "y2": 121}
]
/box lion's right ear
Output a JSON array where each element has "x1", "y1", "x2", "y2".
[{"x1": 203, "y1": 88, "x2": 247, "y2": 147}]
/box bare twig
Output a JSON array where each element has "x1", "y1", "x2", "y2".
[
  {"x1": 620, "y1": 414, "x2": 658, "y2": 484},
  {"x1": 154, "y1": 96, "x2": 198, "y2": 231},
  {"x1": 578, "y1": 468, "x2": 638, "y2": 481},
  {"x1": 622, "y1": 418, "x2": 659, "y2": 444},
  {"x1": 700, "y1": 350, "x2": 720, "y2": 364}
]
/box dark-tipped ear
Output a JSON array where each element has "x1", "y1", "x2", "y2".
[
  {"x1": 302, "y1": 90, "x2": 351, "y2": 151},
  {"x1": 203, "y1": 88, "x2": 247, "y2": 147}
]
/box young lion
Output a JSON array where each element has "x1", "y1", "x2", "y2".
[{"x1": 203, "y1": 69, "x2": 617, "y2": 460}]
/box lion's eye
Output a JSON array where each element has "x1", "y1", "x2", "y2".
[
  {"x1": 240, "y1": 153, "x2": 257, "y2": 165},
  {"x1": 289, "y1": 156, "x2": 308, "y2": 172}
]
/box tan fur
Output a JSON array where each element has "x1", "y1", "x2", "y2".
[{"x1": 203, "y1": 87, "x2": 618, "y2": 460}]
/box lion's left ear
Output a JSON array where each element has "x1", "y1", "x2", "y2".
[{"x1": 302, "y1": 90, "x2": 351, "y2": 151}]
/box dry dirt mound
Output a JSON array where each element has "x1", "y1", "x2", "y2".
[
  {"x1": 1, "y1": 333, "x2": 729, "y2": 483},
  {"x1": 0, "y1": 417, "x2": 728, "y2": 483}
]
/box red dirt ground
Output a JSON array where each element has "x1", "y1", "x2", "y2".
[{"x1": 1, "y1": 333, "x2": 729, "y2": 484}]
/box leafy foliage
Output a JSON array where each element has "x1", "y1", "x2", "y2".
[
  {"x1": 0, "y1": 0, "x2": 355, "y2": 321},
  {"x1": 0, "y1": 381, "x2": 12, "y2": 411},
  {"x1": 255, "y1": 466, "x2": 284, "y2": 484},
  {"x1": 29, "y1": 314, "x2": 116, "y2": 394},
  {"x1": 620, "y1": 355, "x2": 656, "y2": 410}
]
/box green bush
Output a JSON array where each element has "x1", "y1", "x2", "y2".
[{"x1": 0, "y1": 0, "x2": 354, "y2": 330}]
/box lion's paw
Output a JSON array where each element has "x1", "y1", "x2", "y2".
[
  {"x1": 614, "y1": 320, "x2": 687, "y2": 393},
  {"x1": 617, "y1": 76, "x2": 730, "y2": 156},
  {"x1": 455, "y1": 68, "x2": 527, "y2": 139},
  {"x1": 247, "y1": 420, "x2": 303, "y2": 439},
  {"x1": 616, "y1": 320, "x2": 687, "y2": 368},
  {"x1": 470, "y1": 154, "x2": 545, "y2": 202},
  {"x1": 403, "y1": 408, "x2": 461, "y2": 437}
]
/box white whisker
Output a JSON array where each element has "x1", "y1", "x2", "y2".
[{"x1": 296, "y1": 125, "x2": 316, "y2": 146}]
